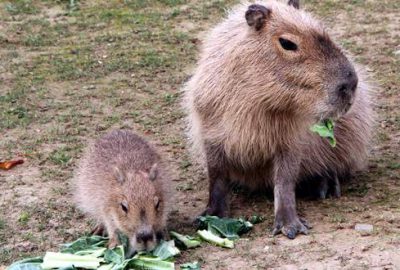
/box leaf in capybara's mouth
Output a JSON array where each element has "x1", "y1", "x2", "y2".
[{"x1": 310, "y1": 119, "x2": 336, "y2": 147}]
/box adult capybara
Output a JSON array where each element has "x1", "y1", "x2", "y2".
[{"x1": 183, "y1": 0, "x2": 373, "y2": 239}]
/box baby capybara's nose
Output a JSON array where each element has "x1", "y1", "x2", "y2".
[
  {"x1": 136, "y1": 231, "x2": 154, "y2": 244},
  {"x1": 336, "y1": 69, "x2": 358, "y2": 96}
]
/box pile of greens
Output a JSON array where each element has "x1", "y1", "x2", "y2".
[
  {"x1": 8, "y1": 236, "x2": 179, "y2": 270},
  {"x1": 7, "y1": 216, "x2": 262, "y2": 270},
  {"x1": 310, "y1": 119, "x2": 336, "y2": 147}
]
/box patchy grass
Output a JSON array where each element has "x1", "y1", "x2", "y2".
[{"x1": 0, "y1": 0, "x2": 399, "y2": 268}]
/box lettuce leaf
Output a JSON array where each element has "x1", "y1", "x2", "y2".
[
  {"x1": 169, "y1": 231, "x2": 201, "y2": 249},
  {"x1": 6, "y1": 257, "x2": 43, "y2": 270},
  {"x1": 310, "y1": 119, "x2": 336, "y2": 147},
  {"x1": 197, "y1": 216, "x2": 253, "y2": 240}
]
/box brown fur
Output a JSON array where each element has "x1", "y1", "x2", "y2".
[
  {"x1": 183, "y1": 0, "x2": 374, "y2": 238},
  {"x1": 72, "y1": 130, "x2": 171, "y2": 254}
]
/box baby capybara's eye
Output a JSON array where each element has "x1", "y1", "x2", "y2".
[
  {"x1": 120, "y1": 202, "x2": 128, "y2": 213},
  {"x1": 155, "y1": 200, "x2": 160, "y2": 211}
]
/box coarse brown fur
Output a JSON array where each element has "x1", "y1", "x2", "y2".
[
  {"x1": 72, "y1": 130, "x2": 171, "y2": 254},
  {"x1": 183, "y1": 0, "x2": 374, "y2": 239}
]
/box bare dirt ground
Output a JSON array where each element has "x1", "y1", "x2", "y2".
[{"x1": 0, "y1": 0, "x2": 399, "y2": 269}]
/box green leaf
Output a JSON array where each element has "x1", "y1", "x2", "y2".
[
  {"x1": 197, "y1": 216, "x2": 253, "y2": 240},
  {"x1": 97, "y1": 264, "x2": 114, "y2": 270},
  {"x1": 116, "y1": 231, "x2": 129, "y2": 255},
  {"x1": 41, "y1": 252, "x2": 103, "y2": 269},
  {"x1": 152, "y1": 240, "x2": 180, "y2": 260},
  {"x1": 6, "y1": 257, "x2": 43, "y2": 270},
  {"x1": 104, "y1": 246, "x2": 125, "y2": 264},
  {"x1": 127, "y1": 255, "x2": 174, "y2": 270},
  {"x1": 248, "y1": 215, "x2": 264, "y2": 224},
  {"x1": 180, "y1": 261, "x2": 201, "y2": 270},
  {"x1": 74, "y1": 247, "x2": 106, "y2": 257},
  {"x1": 197, "y1": 230, "x2": 234, "y2": 248},
  {"x1": 61, "y1": 236, "x2": 108, "y2": 254},
  {"x1": 170, "y1": 231, "x2": 201, "y2": 249},
  {"x1": 310, "y1": 119, "x2": 336, "y2": 147}
]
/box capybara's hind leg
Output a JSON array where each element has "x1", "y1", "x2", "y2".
[
  {"x1": 317, "y1": 171, "x2": 341, "y2": 199},
  {"x1": 331, "y1": 173, "x2": 341, "y2": 198}
]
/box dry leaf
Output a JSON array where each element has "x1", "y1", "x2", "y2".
[{"x1": 0, "y1": 159, "x2": 24, "y2": 170}]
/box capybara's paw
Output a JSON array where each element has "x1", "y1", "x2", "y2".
[
  {"x1": 193, "y1": 207, "x2": 227, "y2": 227},
  {"x1": 107, "y1": 237, "x2": 119, "y2": 249},
  {"x1": 200, "y1": 206, "x2": 227, "y2": 218},
  {"x1": 91, "y1": 224, "x2": 105, "y2": 236},
  {"x1": 272, "y1": 216, "x2": 311, "y2": 239}
]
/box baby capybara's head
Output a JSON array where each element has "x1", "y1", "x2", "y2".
[
  {"x1": 242, "y1": 0, "x2": 358, "y2": 121},
  {"x1": 107, "y1": 164, "x2": 165, "y2": 256}
]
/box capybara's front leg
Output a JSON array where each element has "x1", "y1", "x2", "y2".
[
  {"x1": 202, "y1": 170, "x2": 231, "y2": 217},
  {"x1": 104, "y1": 218, "x2": 119, "y2": 249},
  {"x1": 272, "y1": 152, "x2": 310, "y2": 239},
  {"x1": 91, "y1": 223, "x2": 105, "y2": 236},
  {"x1": 201, "y1": 143, "x2": 231, "y2": 218}
]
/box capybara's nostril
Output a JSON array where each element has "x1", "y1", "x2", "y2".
[
  {"x1": 336, "y1": 73, "x2": 358, "y2": 95},
  {"x1": 337, "y1": 66, "x2": 358, "y2": 95},
  {"x1": 337, "y1": 83, "x2": 348, "y2": 94},
  {"x1": 136, "y1": 231, "x2": 154, "y2": 244}
]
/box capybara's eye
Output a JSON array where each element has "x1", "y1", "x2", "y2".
[
  {"x1": 120, "y1": 202, "x2": 128, "y2": 213},
  {"x1": 155, "y1": 198, "x2": 160, "y2": 211},
  {"x1": 279, "y1": 37, "x2": 298, "y2": 51}
]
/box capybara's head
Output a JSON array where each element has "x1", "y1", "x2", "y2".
[
  {"x1": 243, "y1": 0, "x2": 358, "y2": 121},
  {"x1": 108, "y1": 164, "x2": 165, "y2": 255}
]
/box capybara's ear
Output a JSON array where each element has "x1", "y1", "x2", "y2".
[
  {"x1": 149, "y1": 163, "x2": 158, "y2": 181},
  {"x1": 288, "y1": 0, "x2": 300, "y2": 9},
  {"x1": 245, "y1": 4, "x2": 271, "y2": 31},
  {"x1": 114, "y1": 166, "x2": 125, "y2": 184}
]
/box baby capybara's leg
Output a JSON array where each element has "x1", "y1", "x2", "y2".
[{"x1": 91, "y1": 223, "x2": 105, "y2": 236}]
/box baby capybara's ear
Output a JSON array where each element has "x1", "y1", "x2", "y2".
[
  {"x1": 245, "y1": 4, "x2": 271, "y2": 31},
  {"x1": 288, "y1": 0, "x2": 300, "y2": 9}
]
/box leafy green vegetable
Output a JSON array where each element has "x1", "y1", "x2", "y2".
[
  {"x1": 103, "y1": 246, "x2": 125, "y2": 264},
  {"x1": 170, "y1": 231, "x2": 201, "y2": 249},
  {"x1": 248, "y1": 215, "x2": 264, "y2": 224},
  {"x1": 8, "y1": 215, "x2": 260, "y2": 270},
  {"x1": 75, "y1": 248, "x2": 106, "y2": 258},
  {"x1": 197, "y1": 216, "x2": 253, "y2": 240},
  {"x1": 6, "y1": 257, "x2": 43, "y2": 270},
  {"x1": 127, "y1": 254, "x2": 174, "y2": 270},
  {"x1": 151, "y1": 240, "x2": 180, "y2": 260},
  {"x1": 116, "y1": 231, "x2": 129, "y2": 254},
  {"x1": 197, "y1": 230, "x2": 234, "y2": 249},
  {"x1": 97, "y1": 264, "x2": 114, "y2": 270},
  {"x1": 310, "y1": 119, "x2": 336, "y2": 147},
  {"x1": 41, "y1": 252, "x2": 103, "y2": 269},
  {"x1": 61, "y1": 236, "x2": 108, "y2": 254},
  {"x1": 180, "y1": 261, "x2": 201, "y2": 270}
]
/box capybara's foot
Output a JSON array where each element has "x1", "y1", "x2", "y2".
[
  {"x1": 193, "y1": 207, "x2": 228, "y2": 227},
  {"x1": 272, "y1": 215, "x2": 311, "y2": 239},
  {"x1": 107, "y1": 236, "x2": 119, "y2": 249},
  {"x1": 200, "y1": 205, "x2": 228, "y2": 218},
  {"x1": 91, "y1": 224, "x2": 105, "y2": 236}
]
